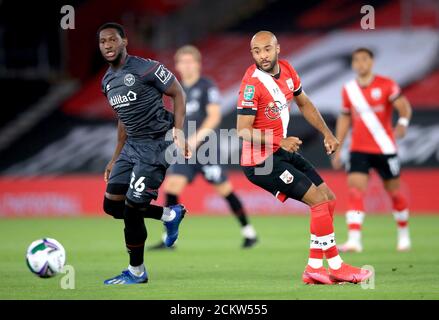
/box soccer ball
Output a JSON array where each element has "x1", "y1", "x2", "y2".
[{"x1": 26, "y1": 238, "x2": 66, "y2": 278}]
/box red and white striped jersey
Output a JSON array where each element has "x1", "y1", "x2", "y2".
[
  {"x1": 237, "y1": 60, "x2": 302, "y2": 166},
  {"x1": 342, "y1": 75, "x2": 401, "y2": 155}
]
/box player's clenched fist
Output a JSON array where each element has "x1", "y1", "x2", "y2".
[
  {"x1": 280, "y1": 136, "x2": 302, "y2": 152},
  {"x1": 324, "y1": 134, "x2": 339, "y2": 155}
]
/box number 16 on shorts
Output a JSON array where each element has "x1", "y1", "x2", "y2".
[{"x1": 130, "y1": 172, "x2": 146, "y2": 198}]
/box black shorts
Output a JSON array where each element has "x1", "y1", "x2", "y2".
[
  {"x1": 242, "y1": 148, "x2": 324, "y2": 202},
  {"x1": 348, "y1": 151, "x2": 400, "y2": 180},
  {"x1": 106, "y1": 138, "x2": 173, "y2": 205},
  {"x1": 168, "y1": 162, "x2": 227, "y2": 185}
]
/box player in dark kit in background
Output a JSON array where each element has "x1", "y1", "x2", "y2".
[
  {"x1": 98, "y1": 23, "x2": 191, "y2": 285},
  {"x1": 150, "y1": 46, "x2": 258, "y2": 250}
]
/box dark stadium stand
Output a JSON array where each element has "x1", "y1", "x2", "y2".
[{"x1": 0, "y1": 79, "x2": 51, "y2": 128}]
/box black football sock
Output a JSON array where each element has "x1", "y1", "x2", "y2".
[
  {"x1": 140, "y1": 204, "x2": 164, "y2": 220},
  {"x1": 225, "y1": 192, "x2": 249, "y2": 227},
  {"x1": 123, "y1": 205, "x2": 147, "y2": 266},
  {"x1": 166, "y1": 193, "x2": 179, "y2": 206},
  {"x1": 103, "y1": 198, "x2": 163, "y2": 220}
]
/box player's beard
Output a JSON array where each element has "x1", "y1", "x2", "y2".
[
  {"x1": 259, "y1": 57, "x2": 278, "y2": 74},
  {"x1": 105, "y1": 49, "x2": 124, "y2": 66}
]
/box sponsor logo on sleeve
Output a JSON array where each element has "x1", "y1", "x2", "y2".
[
  {"x1": 286, "y1": 78, "x2": 294, "y2": 91},
  {"x1": 155, "y1": 65, "x2": 172, "y2": 84},
  {"x1": 241, "y1": 101, "x2": 255, "y2": 107},
  {"x1": 243, "y1": 85, "x2": 255, "y2": 100}
]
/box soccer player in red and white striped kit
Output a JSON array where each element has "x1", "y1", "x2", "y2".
[
  {"x1": 332, "y1": 48, "x2": 412, "y2": 252},
  {"x1": 237, "y1": 31, "x2": 372, "y2": 284}
]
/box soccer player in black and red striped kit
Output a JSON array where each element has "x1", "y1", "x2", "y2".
[{"x1": 237, "y1": 31, "x2": 372, "y2": 284}]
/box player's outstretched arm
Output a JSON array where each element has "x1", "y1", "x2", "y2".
[
  {"x1": 104, "y1": 120, "x2": 127, "y2": 182},
  {"x1": 164, "y1": 79, "x2": 191, "y2": 159},
  {"x1": 295, "y1": 91, "x2": 339, "y2": 155},
  {"x1": 392, "y1": 95, "x2": 412, "y2": 139}
]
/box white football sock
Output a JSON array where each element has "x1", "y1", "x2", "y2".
[
  {"x1": 393, "y1": 209, "x2": 409, "y2": 222},
  {"x1": 128, "y1": 264, "x2": 145, "y2": 277},
  {"x1": 393, "y1": 210, "x2": 409, "y2": 235},
  {"x1": 241, "y1": 225, "x2": 257, "y2": 239},
  {"x1": 308, "y1": 258, "x2": 323, "y2": 269},
  {"x1": 346, "y1": 210, "x2": 364, "y2": 244},
  {"x1": 327, "y1": 255, "x2": 343, "y2": 270},
  {"x1": 397, "y1": 226, "x2": 410, "y2": 239},
  {"x1": 318, "y1": 233, "x2": 343, "y2": 270},
  {"x1": 348, "y1": 230, "x2": 362, "y2": 243},
  {"x1": 161, "y1": 207, "x2": 176, "y2": 222},
  {"x1": 393, "y1": 209, "x2": 411, "y2": 244},
  {"x1": 308, "y1": 234, "x2": 323, "y2": 269}
]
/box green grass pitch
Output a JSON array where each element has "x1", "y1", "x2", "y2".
[{"x1": 1, "y1": 214, "x2": 438, "y2": 299}]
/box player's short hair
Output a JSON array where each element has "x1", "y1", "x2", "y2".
[
  {"x1": 97, "y1": 22, "x2": 126, "y2": 39},
  {"x1": 352, "y1": 47, "x2": 374, "y2": 59},
  {"x1": 174, "y1": 45, "x2": 202, "y2": 63}
]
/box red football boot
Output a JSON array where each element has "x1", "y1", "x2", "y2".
[
  {"x1": 302, "y1": 265, "x2": 334, "y2": 285},
  {"x1": 328, "y1": 263, "x2": 373, "y2": 284}
]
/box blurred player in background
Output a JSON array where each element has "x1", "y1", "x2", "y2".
[
  {"x1": 98, "y1": 23, "x2": 190, "y2": 284},
  {"x1": 237, "y1": 31, "x2": 372, "y2": 284},
  {"x1": 332, "y1": 48, "x2": 412, "y2": 252},
  {"x1": 151, "y1": 45, "x2": 258, "y2": 249}
]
